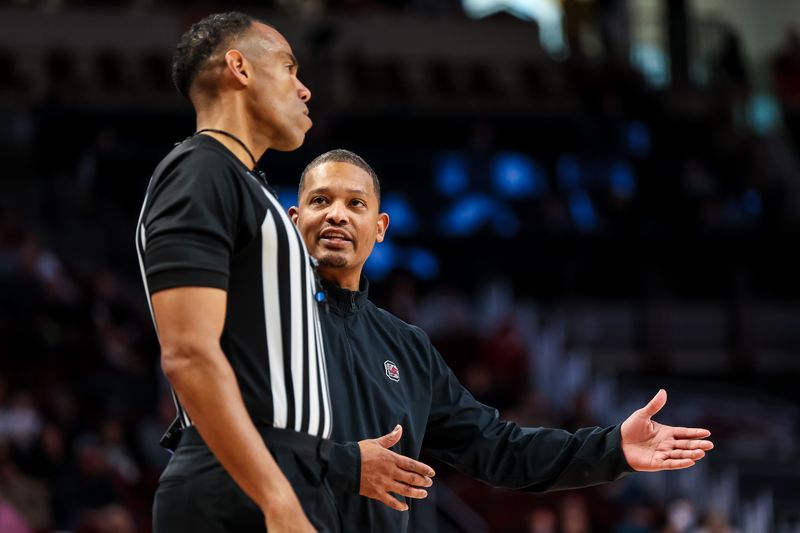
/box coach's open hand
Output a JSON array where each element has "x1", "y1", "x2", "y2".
[
  {"x1": 358, "y1": 425, "x2": 436, "y2": 511},
  {"x1": 621, "y1": 389, "x2": 714, "y2": 471}
]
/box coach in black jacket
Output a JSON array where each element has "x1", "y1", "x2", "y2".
[{"x1": 289, "y1": 149, "x2": 714, "y2": 532}]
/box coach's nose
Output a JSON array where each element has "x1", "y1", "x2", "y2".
[{"x1": 325, "y1": 200, "x2": 348, "y2": 225}]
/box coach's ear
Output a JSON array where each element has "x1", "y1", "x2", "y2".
[
  {"x1": 375, "y1": 212, "x2": 389, "y2": 243},
  {"x1": 288, "y1": 206, "x2": 299, "y2": 225}
]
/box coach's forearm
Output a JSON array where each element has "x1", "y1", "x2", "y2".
[{"x1": 162, "y1": 342, "x2": 298, "y2": 516}]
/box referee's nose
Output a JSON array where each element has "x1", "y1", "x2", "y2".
[{"x1": 298, "y1": 78, "x2": 311, "y2": 102}]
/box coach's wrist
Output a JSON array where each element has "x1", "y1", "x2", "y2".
[{"x1": 325, "y1": 441, "x2": 361, "y2": 493}]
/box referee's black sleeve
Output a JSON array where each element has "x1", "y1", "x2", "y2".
[
  {"x1": 142, "y1": 151, "x2": 241, "y2": 294},
  {"x1": 421, "y1": 338, "x2": 634, "y2": 492}
]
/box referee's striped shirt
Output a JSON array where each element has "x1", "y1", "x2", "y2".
[{"x1": 135, "y1": 134, "x2": 332, "y2": 439}]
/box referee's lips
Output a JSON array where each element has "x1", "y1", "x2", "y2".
[{"x1": 318, "y1": 228, "x2": 352, "y2": 249}]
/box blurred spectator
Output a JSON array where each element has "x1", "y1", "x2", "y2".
[
  {"x1": 82, "y1": 503, "x2": 136, "y2": 533},
  {"x1": 695, "y1": 510, "x2": 740, "y2": 533},
  {"x1": 0, "y1": 499, "x2": 31, "y2": 533},
  {"x1": 0, "y1": 391, "x2": 42, "y2": 449},
  {"x1": 560, "y1": 493, "x2": 592, "y2": 533},
  {"x1": 664, "y1": 498, "x2": 697, "y2": 533},
  {"x1": 55, "y1": 434, "x2": 120, "y2": 529},
  {"x1": 0, "y1": 439, "x2": 48, "y2": 531},
  {"x1": 773, "y1": 29, "x2": 800, "y2": 108},
  {"x1": 528, "y1": 506, "x2": 557, "y2": 533},
  {"x1": 100, "y1": 418, "x2": 140, "y2": 485}
]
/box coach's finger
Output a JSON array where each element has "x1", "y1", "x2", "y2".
[
  {"x1": 673, "y1": 438, "x2": 714, "y2": 451},
  {"x1": 394, "y1": 453, "x2": 436, "y2": 478},
  {"x1": 389, "y1": 481, "x2": 428, "y2": 500},
  {"x1": 395, "y1": 468, "x2": 433, "y2": 488},
  {"x1": 672, "y1": 427, "x2": 711, "y2": 440},
  {"x1": 662, "y1": 458, "x2": 696, "y2": 470},
  {"x1": 377, "y1": 492, "x2": 408, "y2": 512},
  {"x1": 666, "y1": 449, "x2": 705, "y2": 460}
]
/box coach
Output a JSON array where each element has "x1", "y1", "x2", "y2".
[{"x1": 289, "y1": 149, "x2": 714, "y2": 532}]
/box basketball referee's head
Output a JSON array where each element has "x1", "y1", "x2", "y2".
[{"x1": 172, "y1": 12, "x2": 312, "y2": 151}]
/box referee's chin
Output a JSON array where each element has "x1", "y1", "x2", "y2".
[
  {"x1": 272, "y1": 137, "x2": 305, "y2": 152},
  {"x1": 271, "y1": 126, "x2": 309, "y2": 152}
]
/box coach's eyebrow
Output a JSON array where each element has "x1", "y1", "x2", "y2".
[{"x1": 307, "y1": 187, "x2": 369, "y2": 196}]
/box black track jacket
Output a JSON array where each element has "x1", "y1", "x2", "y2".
[{"x1": 321, "y1": 277, "x2": 633, "y2": 531}]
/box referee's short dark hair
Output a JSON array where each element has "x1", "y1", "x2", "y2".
[
  {"x1": 299, "y1": 149, "x2": 381, "y2": 204},
  {"x1": 172, "y1": 11, "x2": 257, "y2": 100}
]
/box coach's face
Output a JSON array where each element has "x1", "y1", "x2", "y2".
[
  {"x1": 290, "y1": 162, "x2": 389, "y2": 284},
  {"x1": 242, "y1": 23, "x2": 312, "y2": 151}
]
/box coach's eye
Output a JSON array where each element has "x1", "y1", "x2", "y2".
[
  {"x1": 351, "y1": 199, "x2": 365, "y2": 207},
  {"x1": 310, "y1": 196, "x2": 327, "y2": 205}
]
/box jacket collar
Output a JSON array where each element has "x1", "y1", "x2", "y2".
[{"x1": 320, "y1": 275, "x2": 369, "y2": 314}]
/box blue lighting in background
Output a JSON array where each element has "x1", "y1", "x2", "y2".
[
  {"x1": 435, "y1": 152, "x2": 469, "y2": 197},
  {"x1": 627, "y1": 121, "x2": 651, "y2": 158},
  {"x1": 569, "y1": 191, "x2": 598, "y2": 231},
  {"x1": 277, "y1": 187, "x2": 298, "y2": 211},
  {"x1": 723, "y1": 197, "x2": 743, "y2": 224},
  {"x1": 631, "y1": 44, "x2": 670, "y2": 87},
  {"x1": 742, "y1": 189, "x2": 762, "y2": 216},
  {"x1": 748, "y1": 94, "x2": 781, "y2": 136},
  {"x1": 364, "y1": 240, "x2": 397, "y2": 281},
  {"x1": 557, "y1": 154, "x2": 581, "y2": 191},
  {"x1": 491, "y1": 152, "x2": 545, "y2": 198},
  {"x1": 406, "y1": 248, "x2": 440, "y2": 280},
  {"x1": 439, "y1": 193, "x2": 496, "y2": 236},
  {"x1": 493, "y1": 209, "x2": 520, "y2": 237},
  {"x1": 364, "y1": 242, "x2": 440, "y2": 281},
  {"x1": 610, "y1": 161, "x2": 636, "y2": 200},
  {"x1": 382, "y1": 192, "x2": 418, "y2": 236}
]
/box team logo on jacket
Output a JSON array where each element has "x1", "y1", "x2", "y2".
[{"x1": 384, "y1": 360, "x2": 400, "y2": 382}]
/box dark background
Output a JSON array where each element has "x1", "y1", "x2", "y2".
[{"x1": 0, "y1": 0, "x2": 799, "y2": 531}]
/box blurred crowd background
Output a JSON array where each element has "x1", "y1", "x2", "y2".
[{"x1": 1, "y1": 0, "x2": 799, "y2": 531}]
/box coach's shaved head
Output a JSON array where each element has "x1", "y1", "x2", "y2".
[{"x1": 299, "y1": 149, "x2": 381, "y2": 205}]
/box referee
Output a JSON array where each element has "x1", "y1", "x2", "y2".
[{"x1": 135, "y1": 13, "x2": 358, "y2": 533}]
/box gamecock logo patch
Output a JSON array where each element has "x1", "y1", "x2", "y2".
[{"x1": 384, "y1": 360, "x2": 400, "y2": 382}]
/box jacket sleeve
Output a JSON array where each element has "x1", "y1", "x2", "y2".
[
  {"x1": 421, "y1": 345, "x2": 634, "y2": 492},
  {"x1": 323, "y1": 441, "x2": 361, "y2": 494}
]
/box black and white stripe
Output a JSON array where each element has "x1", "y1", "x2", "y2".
[
  {"x1": 135, "y1": 168, "x2": 332, "y2": 439},
  {"x1": 255, "y1": 178, "x2": 331, "y2": 437}
]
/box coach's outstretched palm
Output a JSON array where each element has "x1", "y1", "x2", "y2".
[{"x1": 620, "y1": 389, "x2": 714, "y2": 471}]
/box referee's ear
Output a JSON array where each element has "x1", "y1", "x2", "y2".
[{"x1": 289, "y1": 206, "x2": 299, "y2": 225}]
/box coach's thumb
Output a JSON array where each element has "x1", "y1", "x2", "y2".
[
  {"x1": 641, "y1": 389, "x2": 667, "y2": 418},
  {"x1": 376, "y1": 424, "x2": 402, "y2": 448}
]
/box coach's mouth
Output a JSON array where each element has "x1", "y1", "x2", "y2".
[{"x1": 319, "y1": 228, "x2": 352, "y2": 248}]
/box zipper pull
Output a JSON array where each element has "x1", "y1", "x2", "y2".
[{"x1": 315, "y1": 289, "x2": 329, "y2": 314}]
